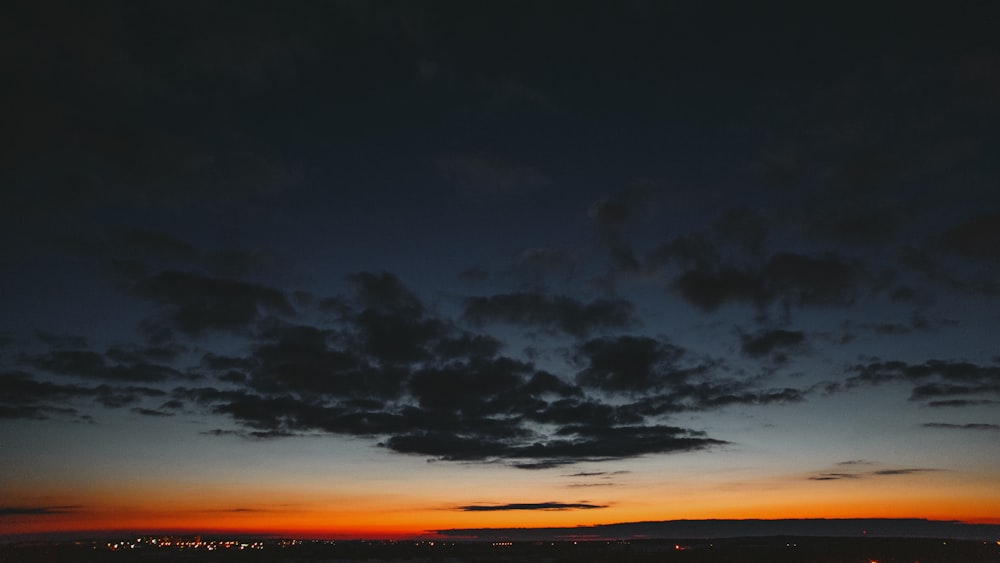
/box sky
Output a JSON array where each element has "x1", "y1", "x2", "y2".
[{"x1": 2, "y1": 1, "x2": 999, "y2": 541}]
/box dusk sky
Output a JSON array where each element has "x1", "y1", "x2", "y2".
[{"x1": 2, "y1": 2, "x2": 999, "y2": 540}]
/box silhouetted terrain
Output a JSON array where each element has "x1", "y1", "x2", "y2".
[{"x1": 3, "y1": 536, "x2": 998, "y2": 563}]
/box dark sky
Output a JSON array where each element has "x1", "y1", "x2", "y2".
[{"x1": 2, "y1": 1, "x2": 999, "y2": 539}]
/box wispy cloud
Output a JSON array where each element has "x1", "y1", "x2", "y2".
[
  {"x1": 810, "y1": 467, "x2": 939, "y2": 480},
  {"x1": 563, "y1": 470, "x2": 630, "y2": 477},
  {"x1": 457, "y1": 502, "x2": 606, "y2": 512},
  {"x1": 922, "y1": 422, "x2": 1000, "y2": 430},
  {"x1": 0, "y1": 505, "x2": 81, "y2": 516}
]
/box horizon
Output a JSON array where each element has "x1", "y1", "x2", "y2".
[
  {"x1": 5, "y1": 517, "x2": 998, "y2": 544},
  {"x1": 3, "y1": 1, "x2": 999, "y2": 543}
]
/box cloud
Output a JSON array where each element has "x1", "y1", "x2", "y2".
[
  {"x1": 18, "y1": 270, "x2": 807, "y2": 468},
  {"x1": 836, "y1": 459, "x2": 872, "y2": 466},
  {"x1": 25, "y1": 349, "x2": 188, "y2": 383},
  {"x1": 941, "y1": 212, "x2": 1000, "y2": 260},
  {"x1": 672, "y1": 268, "x2": 764, "y2": 311},
  {"x1": 870, "y1": 468, "x2": 937, "y2": 476},
  {"x1": 0, "y1": 505, "x2": 81, "y2": 516},
  {"x1": 809, "y1": 467, "x2": 938, "y2": 480},
  {"x1": 132, "y1": 407, "x2": 174, "y2": 417},
  {"x1": 134, "y1": 270, "x2": 294, "y2": 335},
  {"x1": 588, "y1": 184, "x2": 665, "y2": 273},
  {"x1": 575, "y1": 336, "x2": 714, "y2": 394},
  {"x1": 457, "y1": 502, "x2": 606, "y2": 512},
  {"x1": 926, "y1": 399, "x2": 999, "y2": 408},
  {"x1": 844, "y1": 359, "x2": 1000, "y2": 403},
  {"x1": 463, "y1": 293, "x2": 635, "y2": 337},
  {"x1": 898, "y1": 243, "x2": 1000, "y2": 296},
  {"x1": 673, "y1": 252, "x2": 862, "y2": 312},
  {"x1": 1, "y1": 368, "x2": 182, "y2": 421},
  {"x1": 348, "y1": 271, "x2": 423, "y2": 315},
  {"x1": 0, "y1": 370, "x2": 96, "y2": 420},
  {"x1": 741, "y1": 329, "x2": 806, "y2": 359},
  {"x1": 809, "y1": 473, "x2": 861, "y2": 481},
  {"x1": 922, "y1": 422, "x2": 999, "y2": 430}
]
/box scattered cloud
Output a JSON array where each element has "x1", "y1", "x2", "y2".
[
  {"x1": 741, "y1": 329, "x2": 806, "y2": 360},
  {"x1": 134, "y1": 270, "x2": 294, "y2": 336},
  {"x1": 673, "y1": 252, "x2": 863, "y2": 312},
  {"x1": 941, "y1": 212, "x2": 1000, "y2": 260},
  {"x1": 871, "y1": 468, "x2": 938, "y2": 476},
  {"x1": 810, "y1": 467, "x2": 939, "y2": 481},
  {"x1": 809, "y1": 473, "x2": 861, "y2": 481},
  {"x1": 564, "y1": 470, "x2": 629, "y2": 477},
  {"x1": 457, "y1": 502, "x2": 606, "y2": 512},
  {"x1": 843, "y1": 359, "x2": 1000, "y2": 403},
  {"x1": 0, "y1": 505, "x2": 81, "y2": 516},
  {"x1": 922, "y1": 422, "x2": 999, "y2": 431}
]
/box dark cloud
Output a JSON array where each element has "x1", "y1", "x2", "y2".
[
  {"x1": 871, "y1": 468, "x2": 937, "y2": 476},
  {"x1": 131, "y1": 407, "x2": 174, "y2": 417},
  {"x1": 26, "y1": 349, "x2": 187, "y2": 383},
  {"x1": 672, "y1": 252, "x2": 864, "y2": 312},
  {"x1": 383, "y1": 423, "x2": 725, "y2": 469},
  {"x1": 588, "y1": 185, "x2": 664, "y2": 273},
  {"x1": 809, "y1": 467, "x2": 938, "y2": 480},
  {"x1": 672, "y1": 268, "x2": 765, "y2": 311},
  {"x1": 134, "y1": 270, "x2": 294, "y2": 335},
  {"x1": 575, "y1": 336, "x2": 690, "y2": 393},
  {"x1": 926, "y1": 399, "x2": 999, "y2": 408},
  {"x1": 836, "y1": 459, "x2": 872, "y2": 466},
  {"x1": 651, "y1": 234, "x2": 720, "y2": 271},
  {"x1": 741, "y1": 329, "x2": 806, "y2": 359},
  {"x1": 0, "y1": 370, "x2": 95, "y2": 415},
  {"x1": 941, "y1": 212, "x2": 1000, "y2": 260},
  {"x1": 0, "y1": 366, "x2": 181, "y2": 421},
  {"x1": 173, "y1": 330, "x2": 736, "y2": 468},
  {"x1": 14, "y1": 266, "x2": 809, "y2": 468},
  {"x1": 898, "y1": 244, "x2": 1000, "y2": 296},
  {"x1": 809, "y1": 473, "x2": 860, "y2": 481},
  {"x1": 922, "y1": 422, "x2": 999, "y2": 430},
  {"x1": 463, "y1": 293, "x2": 635, "y2": 337},
  {"x1": 200, "y1": 428, "x2": 298, "y2": 440},
  {"x1": 0, "y1": 505, "x2": 81, "y2": 516},
  {"x1": 457, "y1": 502, "x2": 606, "y2": 512},
  {"x1": 349, "y1": 271, "x2": 424, "y2": 315},
  {"x1": 845, "y1": 359, "x2": 1000, "y2": 403},
  {"x1": 200, "y1": 353, "x2": 256, "y2": 373}
]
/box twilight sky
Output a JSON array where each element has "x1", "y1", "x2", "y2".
[{"x1": 2, "y1": 1, "x2": 999, "y2": 540}]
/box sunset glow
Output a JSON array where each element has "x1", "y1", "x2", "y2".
[{"x1": 3, "y1": 2, "x2": 998, "y2": 544}]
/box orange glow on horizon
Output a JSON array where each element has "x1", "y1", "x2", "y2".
[
  {"x1": 5, "y1": 466, "x2": 998, "y2": 540},
  {"x1": 6, "y1": 501, "x2": 998, "y2": 540}
]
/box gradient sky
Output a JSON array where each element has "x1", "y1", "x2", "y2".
[{"x1": 2, "y1": 2, "x2": 999, "y2": 540}]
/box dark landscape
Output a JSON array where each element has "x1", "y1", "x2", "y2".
[{"x1": 4, "y1": 535, "x2": 1000, "y2": 563}]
